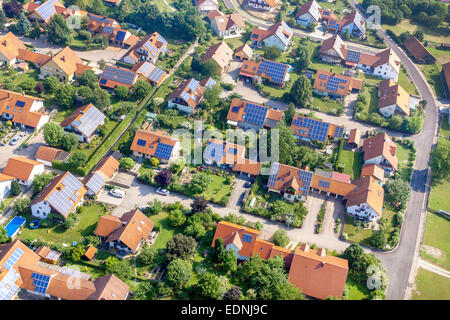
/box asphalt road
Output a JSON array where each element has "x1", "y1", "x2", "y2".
[{"x1": 226, "y1": 0, "x2": 440, "y2": 300}]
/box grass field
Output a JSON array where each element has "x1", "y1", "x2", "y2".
[
  {"x1": 419, "y1": 63, "x2": 445, "y2": 99},
  {"x1": 422, "y1": 211, "x2": 450, "y2": 269},
  {"x1": 200, "y1": 174, "x2": 233, "y2": 204},
  {"x1": 439, "y1": 115, "x2": 450, "y2": 139},
  {"x1": 312, "y1": 96, "x2": 344, "y2": 114},
  {"x1": 343, "y1": 216, "x2": 373, "y2": 246},
  {"x1": 412, "y1": 267, "x2": 450, "y2": 300},
  {"x1": 19, "y1": 203, "x2": 106, "y2": 245},
  {"x1": 398, "y1": 68, "x2": 419, "y2": 95},
  {"x1": 382, "y1": 19, "x2": 450, "y2": 43},
  {"x1": 148, "y1": 211, "x2": 182, "y2": 251},
  {"x1": 345, "y1": 277, "x2": 370, "y2": 300},
  {"x1": 338, "y1": 150, "x2": 363, "y2": 180}
]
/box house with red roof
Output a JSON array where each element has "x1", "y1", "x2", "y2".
[
  {"x1": 195, "y1": 0, "x2": 219, "y2": 13},
  {"x1": 2, "y1": 157, "x2": 45, "y2": 187},
  {"x1": 167, "y1": 78, "x2": 206, "y2": 113},
  {"x1": 313, "y1": 69, "x2": 363, "y2": 99},
  {"x1": 60, "y1": 104, "x2": 106, "y2": 142},
  {"x1": 130, "y1": 130, "x2": 181, "y2": 163},
  {"x1": 250, "y1": 21, "x2": 293, "y2": 51},
  {"x1": 98, "y1": 65, "x2": 138, "y2": 89},
  {"x1": 295, "y1": 0, "x2": 322, "y2": 27},
  {"x1": 362, "y1": 133, "x2": 398, "y2": 174},
  {"x1": 212, "y1": 222, "x2": 349, "y2": 299}
]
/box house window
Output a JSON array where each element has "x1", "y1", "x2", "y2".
[{"x1": 242, "y1": 233, "x2": 253, "y2": 243}]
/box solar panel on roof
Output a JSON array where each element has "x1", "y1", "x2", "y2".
[
  {"x1": 31, "y1": 272, "x2": 50, "y2": 294},
  {"x1": 35, "y1": 0, "x2": 57, "y2": 21},
  {"x1": 138, "y1": 62, "x2": 154, "y2": 76},
  {"x1": 298, "y1": 170, "x2": 313, "y2": 196},
  {"x1": 86, "y1": 172, "x2": 105, "y2": 194},
  {"x1": 102, "y1": 66, "x2": 136, "y2": 85},
  {"x1": 318, "y1": 180, "x2": 331, "y2": 188},
  {"x1": 15, "y1": 101, "x2": 25, "y2": 108},
  {"x1": 76, "y1": 105, "x2": 106, "y2": 137},
  {"x1": 3, "y1": 248, "x2": 24, "y2": 271},
  {"x1": 231, "y1": 106, "x2": 240, "y2": 113},
  {"x1": 267, "y1": 162, "x2": 280, "y2": 187},
  {"x1": 292, "y1": 116, "x2": 330, "y2": 142},
  {"x1": 0, "y1": 269, "x2": 19, "y2": 300},
  {"x1": 137, "y1": 139, "x2": 146, "y2": 146},
  {"x1": 116, "y1": 30, "x2": 127, "y2": 42},
  {"x1": 257, "y1": 60, "x2": 289, "y2": 85},
  {"x1": 334, "y1": 126, "x2": 344, "y2": 138},
  {"x1": 243, "y1": 102, "x2": 268, "y2": 126},
  {"x1": 99, "y1": 78, "x2": 107, "y2": 85},
  {"x1": 47, "y1": 173, "x2": 83, "y2": 217},
  {"x1": 204, "y1": 142, "x2": 224, "y2": 162},
  {"x1": 154, "y1": 142, "x2": 174, "y2": 160},
  {"x1": 148, "y1": 67, "x2": 166, "y2": 84},
  {"x1": 346, "y1": 50, "x2": 360, "y2": 63}
]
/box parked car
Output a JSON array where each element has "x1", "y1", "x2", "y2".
[
  {"x1": 109, "y1": 188, "x2": 125, "y2": 198},
  {"x1": 9, "y1": 137, "x2": 19, "y2": 146},
  {"x1": 244, "y1": 181, "x2": 252, "y2": 188},
  {"x1": 156, "y1": 187, "x2": 169, "y2": 196},
  {"x1": 33, "y1": 48, "x2": 39, "y2": 52}
]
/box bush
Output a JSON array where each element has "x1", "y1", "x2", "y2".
[
  {"x1": 119, "y1": 157, "x2": 135, "y2": 170},
  {"x1": 272, "y1": 229, "x2": 290, "y2": 247}
]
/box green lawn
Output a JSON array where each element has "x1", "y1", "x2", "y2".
[
  {"x1": 148, "y1": 211, "x2": 182, "y2": 251},
  {"x1": 439, "y1": 115, "x2": 450, "y2": 139},
  {"x1": 365, "y1": 86, "x2": 379, "y2": 114},
  {"x1": 0, "y1": 68, "x2": 43, "y2": 88},
  {"x1": 422, "y1": 211, "x2": 450, "y2": 269},
  {"x1": 312, "y1": 96, "x2": 344, "y2": 114},
  {"x1": 345, "y1": 276, "x2": 370, "y2": 300},
  {"x1": 19, "y1": 203, "x2": 106, "y2": 245},
  {"x1": 200, "y1": 174, "x2": 233, "y2": 204},
  {"x1": 343, "y1": 216, "x2": 373, "y2": 246},
  {"x1": 412, "y1": 267, "x2": 450, "y2": 300},
  {"x1": 382, "y1": 19, "x2": 450, "y2": 44},
  {"x1": 428, "y1": 179, "x2": 450, "y2": 212},
  {"x1": 338, "y1": 150, "x2": 363, "y2": 180},
  {"x1": 396, "y1": 142, "x2": 413, "y2": 181},
  {"x1": 1, "y1": 195, "x2": 16, "y2": 212},
  {"x1": 419, "y1": 63, "x2": 445, "y2": 99},
  {"x1": 398, "y1": 68, "x2": 419, "y2": 95}
]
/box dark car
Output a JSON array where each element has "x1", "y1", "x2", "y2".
[{"x1": 244, "y1": 182, "x2": 252, "y2": 188}]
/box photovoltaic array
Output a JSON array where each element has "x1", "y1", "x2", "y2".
[
  {"x1": 297, "y1": 170, "x2": 313, "y2": 196},
  {"x1": 35, "y1": 0, "x2": 57, "y2": 22},
  {"x1": 346, "y1": 50, "x2": 361, "y2": 63},
  {"x1": 32, "y1": 273, "x2": 51, "y2": 294},
  {"x1": 243, "y1": 103, "x2": 268, "y2": 126},
  {"x1": 204, "y1": 142, "x2": 225, "y2": 162},
  {"x1": 257, "y1": 60, "x2": 288, "y2": 85},
  {"x1": 101, "y1": 66, "x2": 136, "y2": 85},
  {"x1": 47, "y1": 173, "x2": 83, "y2": 217},
  {"x1": 148, "y1": 66, "x2": 166, "y2": 84},
  {"x1": 154, "y1": 142, "x2": 174, "y2": 160},
  {"x1": 15, "y1": 100, "x2": 25, "y2": 108},
  {"x1": 3, "y1": 248, "x2": 23, "y2": 271},
  {"x1": 326, "y1": 76, "x2": 347, "y2": 92},
  {"x1": 0, "y1": 269, "x2": 19, "y2": 300},
  {"x1": 267, "y1": 162, "x2": 281, "y2": 187},
  {"x1": 85, "y1": 172, "x2": 106, "y2": 195},
  {"x1": 75, "y1": 105, "x2": 106, "y2": 137},
  {"x1": 334, "y1": 126, "x2": 344, "y2": 138},
  {"x1": 318, "y1": 179, "x2": 331, "y2": 188},
  {"x1": 292, "y1": 116, "x2": 330, "y2": 142},
  {"x1": 115, "y1": 30, "x2": 127, "y2": 42}
]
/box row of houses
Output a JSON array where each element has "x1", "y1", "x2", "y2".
[
  {"x1": 295, "y1": 0, "x2": 366, "y2": 38},
  {"x1": 212, "y1": 221, "x2": 349, "y2": 300},
  {"x1": 0, "y1": 239, "x2": 130, "y2": 300}
]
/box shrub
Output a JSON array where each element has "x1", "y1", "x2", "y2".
[{"x1": 272, "y1": 229, "x2": 290, "y2": 247}]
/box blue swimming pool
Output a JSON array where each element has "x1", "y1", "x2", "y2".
[{"x1": 5, "y1": 216, "x2": 26, "y2": 238}]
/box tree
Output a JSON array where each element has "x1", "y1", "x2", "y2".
[
  {"x1": 2, "y1": 1, "x2": 21, "y2": 18},
  {"x1": 273, "y1": 125, "x2": 297, "y2": 166},
  {"x1": 150, "y1": 157, "x2": 160, "y2": 167},
  {"x1": 107, "y1": 259, "x2": 132, "y2": 281},
  {"x1": 200, "y1": 59, "x2": 219, "y2": 78},
  {"x1": 114, "y1": 85, "x2": 129, "y2": 100},
  {"x1": 44, "y1": 76, "x2": 61, "y2": 92},
  {"x1": 47, "y1": 14, "x2": 72, "y2": 45},
  {"x1": 34, "y1": 82, "x2": 44, "y2": 94},
  {"x1": 43, "y1": 122, "x2": 64, "y2": 147},
  {"x1": 78, "y1": 69, "x2": 98, "y2": 89},
  {"x1": 370, "y1": 229, "x2": 388, "y2": 249},
  {"x1": 10, "y1": 180, "x2": 21, "y2": 196},
  {"x1": 197, "y1": 273, "x2": 224, "y2": 299},
  {"x1": 191, "y1": 197, "x2": 208, "y2": 215},
  {"x1": 384, "y1": 178, "x2": 410, "y2": 210},
  {"x1": 89, "y1": 88, "x2": 110, "y2": 110},
  {"x1": 154, "y1": 169, "x2": 172, "y2": 187},
  {"x1": 131, "y1": 80, "x2": 152, "y2": 101},
  {"x1": 33, "y1": 173, "x2": 54, "y2": 193},
  {"x1": 88, "y1": 0, "x2": 107, "y2": 16},
  {"x1": 224, "y1": 286, "x2": 242, "y2": 300},
  {"x1": 288, "y1": 75, "x2": 311, "y2": 107},
  {"x1": 166, "y1": 259, "x2": 192, "y2": 292},
  {"x1": 222, "y1": 249, "x2": 237, "y2": 273},
  {"x1": 119, "y1": 157, "x2": 135, "y2": 170},
  {"x1": 71, "y1": 244, "x2": 85, "y2": 261},
  {"x1": 0, "y1": 10, "x2": 7, "y2": 29},
  {"x1": 19, "y1": 78, "x2": 36, "y2": 91},
  {"x1": 138, "y1": 245, "x2": 156, "y2": 266},
  {"x1": 413, "y1": 30, "x2": 424, "y2": 42},
  {"x1": 104, "y1": 256, "x2": 120, "y2": 270},
  {"x1": 13, "y1": 197, "x2": 30, "y2": 214},
  {"x1": 263, "y1": 46, "x2": 282, "y2": 60},
  {"x1": 77, "y1": 86, "x2": 93, "y2": 101},
  {"x1": 60, "y1": 133, "x2": 79, "y2": 151},
  {"x1": 29, "y1": 20, "x2": 41, "y2": 39},
  {"x1": 168, "y1": 208, "x2": 186, "y2": 227},
  {"x1": 272, "y1": 229, "x2": 290, "y2": 247},
  {"x1": 55, "y1": 84, "x2": 76, "y2": 108},
  {"x1": 189, "y1": 172, "x2": 212, "y2": 194},
  {"x1": 284, "y1": 103, "x2": 295, "y2": 125},
  {"x1": 67, "y1": 152, "x2": 87, "y2": 169},
  {"x1": 212, "y1": 238, "x2": 226, "y2": 264},
  {"x1": 64, "y1": 213, "x2": 79, "y2": 230},
  {"x1": 293, "y1": 44, "x2": 309, "y2": 73},
  {"x1": 0, "y1": 225, "x2": 9, "y2": 244},
  {"x1": 166, "y1": 234, "x2": 197, "y2": 261},
  {"x1": 17, "y1": 13, "x2": 32, "y2": 35},
  {"x1": 202, "y1": 85, "x2": 221, "y2": 109},
  {"x1": 430, "y1": 140, "x2": 449, "y2": 179},
  {"x1": 342, "y1": 243, "x2": 365, "y2": 270}
]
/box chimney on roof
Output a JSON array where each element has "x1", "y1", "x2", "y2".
[
  {"x1": 321, "y1": 261, "x2": 326, "y2": 267},
  {"x1": 317, "y1": 248, "x2": 326, "y2": 257},
  {"x1": 51, "y1": 52, "x2": 54, "y2": 58},
  {"x1": 61, "y1": 56, "x2": 65, "y2": 62},
  {"x1": 304, "y1": 165, "x2": 310, "y2": 171},
  {"x1": 300, "y1": 243, "x2": 309, "y2": 252},
  {"x1": 2, "y1": 40, "x2": 6, "y2": 46}
]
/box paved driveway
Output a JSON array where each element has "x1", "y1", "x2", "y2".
[
  {"x1": 0, "y1": 130, "x2": 44, "y2": 167},
  {"x1": 227, "y1": 175, "x2": 250, "y2": 210}
]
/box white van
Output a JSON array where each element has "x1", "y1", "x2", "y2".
[{"x1": 109, "y1": 188, "x2": 125, "y2": 198}]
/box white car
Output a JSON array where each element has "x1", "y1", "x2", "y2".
[
  {"x1": 9, "y1": 137, "x2": 19, "y2": 146},
  {"x1": 109, "y1": 188, "x2": 125, "y2": 198},
  {"x1": 156, "y1": 187, "x2": 169, "y2": 196}
]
